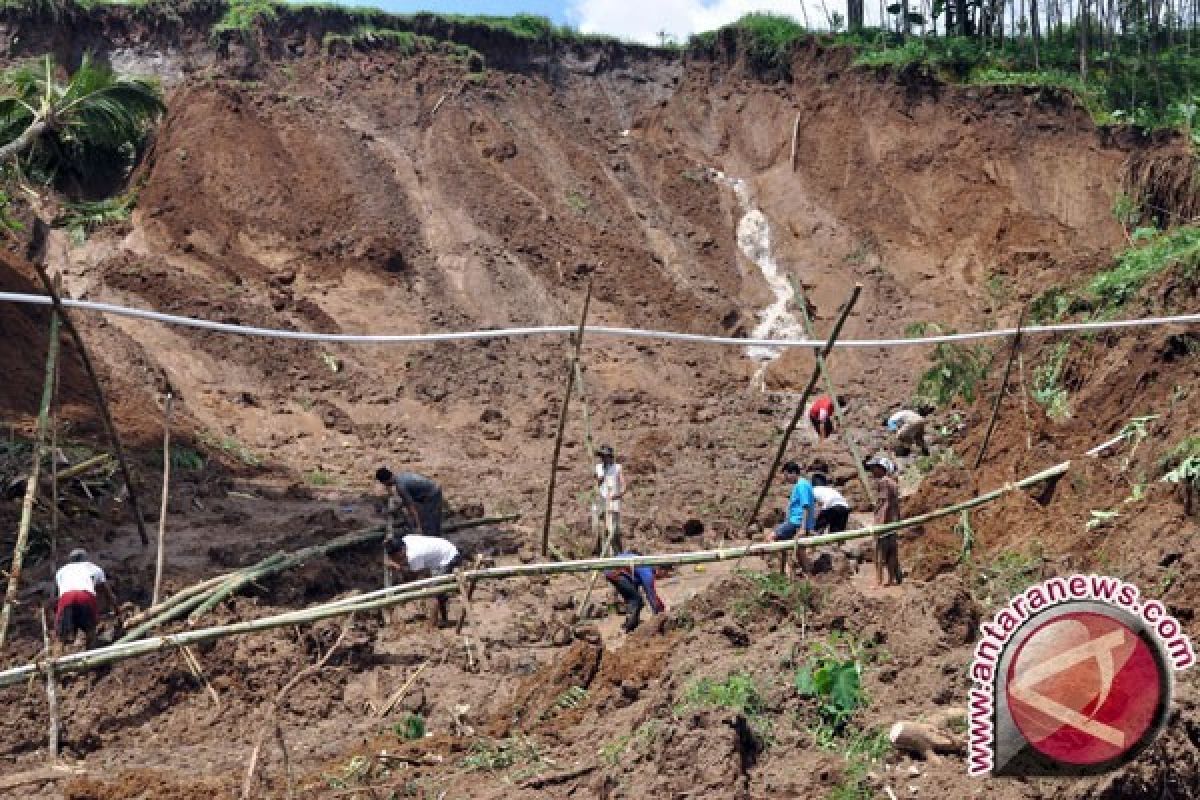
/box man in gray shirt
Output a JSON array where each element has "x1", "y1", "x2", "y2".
[{"x1": 375, "y1": 467, "x2": 444, "y2": 537}]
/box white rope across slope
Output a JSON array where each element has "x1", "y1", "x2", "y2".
[{"x1": 1, "y1": 291, "x2": 1198, "y2": 348}]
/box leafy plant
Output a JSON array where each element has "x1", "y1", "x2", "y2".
[
  {"x1": 305, "y1": 469, "x2": 333, "y2": 486},
  {"x1": 394, "y1": 713, "x2": 426, "y2": 740},
  {"x1": 1089, "y1": 224, "x2": 1200, "y2": 308},
  {"x1": 553, "y1": 685, "x2": 588, "y2": 710},
  {"x1": 199, "y1": 430, "x2": 262, "y2": 467},
  {"x1": 462, "y1": 736, "x2": 542, "y2": 772},
  {"x1": 972, "y1": 543, "x2": 1044, "y2": 605},
  {"x1": 1032, "y1": 340, "x2": 1072, "y2": 419},
  {"x1": 55, "y1": 191, "x2": 135, "y2": 243},
  {"x1": 683, "y1": 671, "x2": 763, "y2": 715},
  {"x1": 907, "y1": 322, "x2": 992, "y2": 407},
  {"x1": 212, "y1": 0, "x2": 278, "y2": 40},
  {"x1": 795, "y1": 642, "x2": 864, "y2": 732},
  {"x1": 734, "y1": 569, "x2": 817, "y2": 619}
]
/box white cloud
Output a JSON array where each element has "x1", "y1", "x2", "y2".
[{"x1": 566, "y1": 0, "x2": 844, "y2": 45}]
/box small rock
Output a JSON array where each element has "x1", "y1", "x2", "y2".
[{"x1": 907, "y1": 765, "x2": 921, "y2": 777}]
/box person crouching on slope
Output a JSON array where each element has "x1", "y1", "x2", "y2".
[
  {"x1": 765, "y1": 461, "x2": 815, "y2": 578},
  {"x1": 55, "y1": 548, "x2": 118, "y2": 654},
  {"x1": 385, "y1": 533, "x2": 462, "y2": 630},
  {"x1": 604, "y1": 552, "x2": 666, "y2": 633}
]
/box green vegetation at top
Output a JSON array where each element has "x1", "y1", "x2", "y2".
[{"x1": 690, "y1": 12, "x2": 807, "y2": 73}]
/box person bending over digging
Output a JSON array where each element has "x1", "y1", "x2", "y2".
[
  {"x1": 866, "y1": 457, "x2": 903, "y2": 586},
  {"x1": 376, "y1": 467, "x2": 444, "y2": 537},
  {"x1": 384, "y1": 533, "x2": 462, "y2": 629},
  {"x1": 807, "y1": 395, "x2": 844, "y2": 441},
  {"x1": 886, "y1": 408, "x2": 929, "y2": 457},
  {"x1": 54, "y1": 548, "x2": 118, "y2": 654},
  {"x1": 765, "y1": 461, "x2": 815, "y2": 578},
  {"x1": 811, "y1": 473, "x2": 851, "y2": 534},
  {"x1": 604, "y1": 552, "x2": 666, "y2": 633}
]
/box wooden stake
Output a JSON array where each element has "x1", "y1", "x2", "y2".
[
  {"x1": 573, "y1": 361, "x2": 603, "y2": 554},
  {"x1": 6, "y1": 234, "x2": 150, "y2": 547},
  {"x1": 152, "y1": 392, "x2": 174, "y2": 606},
  {"x1": 378, "y1": 659, "x2": 430, "y2": 718},
  {"x1": 49, "y1": 277, "x2": 61, "y2": 568},
  {"x1": 1017, "y1": 350, "x2": 1033, "y2": 451},
  {"x1": 790, "y1": 113, "x2": 802, "y2": 172},
  {"x1": 746, "y1": 285, "x2": 862, "y2": 528},
  {"x1": 39, "y1": 608, "x2": 59, "y2": 761},
  {"x1": 541, "y1": 277, "x2": 594, "y2": 556},
  {"x1": 0, "y1": 302, "x2": 60, "y2": 651},
  {"x1": 787, "y1": 274, "x2": 874, "y2": 503},
  {"x1": 974, "y1": 308, "x2": 1026, "y2": 469},
  {"x1": 0, "y1": 461, "x2": 1070, "y2": 689}
]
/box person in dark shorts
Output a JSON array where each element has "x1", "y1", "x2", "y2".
[
  {"x1": 385, "y1": 533, "x2": 462, "y2": 629},
  {"x1": 376, "y1": 467, "x2": 444, "y2": 537},
  {"x1": 54, "y1": 548, "x2": 117, "y2": 653},
  {"x1": 866, "y1": 457, "x2": 903, "y2": 586},
  {"x1": 811, "y1": 473, "x2": 851, "y2": 534},
  {"x1": 765, "y1": 462, "x2": 815, "y2": 577},
  {"x1": 604, "y1": 552, "x2": 666, "y2": 633}
]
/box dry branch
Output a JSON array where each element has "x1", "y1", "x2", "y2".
[
  {"x1": 0, "y1": 304, "x2": 60, "y2": 651},
  {"x1": 0, "y1": 461, "x2": 1068, "y2": 689},
  {"x1": 153, "y1": 392, "x2": 174, "y2": 605},
  {"x1": 974, "y1": 308, "x2": 1026, "y2": 469}
]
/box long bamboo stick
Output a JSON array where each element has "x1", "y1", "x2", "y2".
[
  {"x1": 0, "y1": 461, "x2": 1068, "y2": 689},
  {"x1": 49, "y1": 278, "x2": 61, "y2": 569},
  {"x1": 541, "y1": 277, "x2": 594, "y2": 556},
  {"x1": 0, "y1": 303, "x2": 60, "y2": 651},
  {"x1": 38, "y1": 608, "x2": 59, "y2": 760},
  {"x1": 746, "y1": 285, "x2": 862, "y2": 528},
  {"x1": 153, "y1": 392, "x2": 174, "y2": 605},
  {"x1": 787, "y1": 274, "x2": 874, "y2": 503},
  {"x1": 974, "y1": 308, "x2": 1027, "y2": 469},
  {"x1": 6, "y1": 236, "x2": 150, "y2": 547}
]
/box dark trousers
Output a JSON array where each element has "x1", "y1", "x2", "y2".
[
  {"x1": 607, "y1": 572, "x2": 644, "y2": 632},
  {"x1": 413, "y1": 489, "x2": 443, "y2": 536},
  {"x1": 815, "y1": 506, "x2": 850, "y2": 534}
]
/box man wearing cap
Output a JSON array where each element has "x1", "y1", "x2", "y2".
[
  {"x1": 385, "y1": 533, "x2": 462, "y2": 629},
  {"x1": 766, "y1": 461, "x2": 815, "y2": 578},
  {"x1": 376, "y1": 467, "x2": 444, "y2": 537},
  {"x1": 866, "y1": 457, "x2": 903, "y2": 585},
  {"x1": 595, "y1": 445, "x2": 626, "y2": 553},
  {"x1": 54, "y1": 548, "x2": 118, "y2": 652}
]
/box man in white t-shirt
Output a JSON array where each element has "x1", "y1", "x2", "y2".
[
  {"x1": 810, "y1": 473, "x2": 851, "y2": 534},
  {"x1": 385, "y1": 533, "x2": 462, "y2": 629},
  {"x1": 55, "y1": 548, "x2": 117, "y2": 652},
  {"x1": 887, "y1": 409, "x2": 929, "y2": 456},
  {"x1": 594, "y1": 444, "x2": 626, "y2": 554}
]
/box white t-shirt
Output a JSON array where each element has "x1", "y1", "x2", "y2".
[
  {"x1": 402, "y1": 534, "x2": 459, "y2": 574},
  {"x1": 813, "y1": 486, "x2": 849, "y2": 511},
  {"x1": 888, "y1": 410, "x2": 923, "y2": 430},
  {"x1": 596, "y1": 462, "x2": 624, "y2": 512},
  {"x1": 56, "y1": 562, "x2": 106, "y2": 596}
]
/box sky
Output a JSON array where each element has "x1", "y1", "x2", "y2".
[{"x1": 330, "y1": 1, "x2": 839, "y2": 45}]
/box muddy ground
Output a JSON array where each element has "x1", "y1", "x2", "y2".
[{"x1": 0, "y1": 7, "x2": 1197, "y2": 799}]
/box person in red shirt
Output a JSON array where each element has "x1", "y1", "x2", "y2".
[{"x1": 807, "y1": 395, "x2": 844, "y2": 440}]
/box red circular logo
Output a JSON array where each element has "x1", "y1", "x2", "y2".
[{"x1": 1006, "y1": 611, "x2": 1163, "y2": 766}]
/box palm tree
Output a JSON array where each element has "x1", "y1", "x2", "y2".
[{"x1": 0, "y1": 54, "x2": 164, "y2": 173}]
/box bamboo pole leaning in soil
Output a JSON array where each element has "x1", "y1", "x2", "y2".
[
  {"x1": 0, "y1": 461, "x2": 1069, "y2": 689},
  {"x1": 0, "y1": 304, "x2": 60, "y2": 652},
  {"x1": 38, "y1": 608, "x2": 59, "y2": 761},
  {"x1": 153, "y1": 392, "x2": 174, "y2": 606},
  {"x1": 746, "y1": 284, "x2": 862, "y2": 528},
  {"x1": 50, "y1": 278, "x2": 62, "y2": 568},
  {"x1": 541, "y1": 276, "x2": 595, "y2": 556},
  {"x1": 787, "y1": 274, "x2": 874, "y2": 503},
  {"x1": 790, "y1": 113, "x2": 801, "y2": 172},
  {"x1": 974, "y1": 308, "x2": 1027, "y2": 469},
  {"x1": 5, "y1": 239, "x2": 150, "y2": 547}
]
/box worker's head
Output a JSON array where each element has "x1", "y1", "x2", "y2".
[
  {"x1": 68, "y1": 548, "x2": 87, "y2": 564},
  {"x1": 836, "y1": 395, "x2": 848, "y2": 408},
  {"x1": 864, "y1": 457, "x2": 888, "y2": 478},
  {"x1": 384, "y1": 534, "x2": 409, "y2": 569},
  {"x1": 811, "y1": 473, "x2": 829, "y2": 487},
  {"x1": 781, "y1": 461, "x2": 801, "y2": 481},
  {"x1": 375, "y1": 467, "x2": 394, "y2": 486},
  {"x1": 597, "y1": 444, "x2": 615, "y2": 463}
]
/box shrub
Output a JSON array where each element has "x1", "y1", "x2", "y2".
[
  {"x1": 1089, "y1": 224, "x2": 1200, "y2": 308},
  {"x1": 907, "y1": 322, "x2": 991, "y2": 407}
]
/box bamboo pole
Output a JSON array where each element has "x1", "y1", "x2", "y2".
[
  {"x1": 5, "y1": 238, "x2": 150, "y2": 547},
  {"x1": 541, "y1": 277, "x2": 594, "y2": 556},
  {"x1": 0, "y1": 303, "x2": 60, "y2": 651},
  {"x1": 54, "y1": 454, "x2": 114, "y2": 483},
  {"x1": 38, "y1": 608, "x2": 59, "y2": 761},
  {"x1": 0, "y1": 461, "x2": 1069, "y2": 689},
  {"x1": 974, "y1": 308, "x2": 1026, "y2": 469},
  {"x1": 573, "y1": 360, "x2": 602, "y2": 555},
  {"x1": 787, "y1": 274, "x2": 874, "y2": 503},
  {"x1": 153, "y1": 392, "x2": 174, "y2": 605},
  {"x1": 746, "y1": 285, "x2": 862, "y2": 528},
  {"x1": 49, "y1": 276, "x2": 61, "y2": 568}
]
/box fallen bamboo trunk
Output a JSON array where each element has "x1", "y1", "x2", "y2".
[
  {"x1": 0, "y1": 304, "x2": 60, "y2": 651},
  {"x1": 39, "y1": 608, "x2": 59, "y2": 760},
  {"x1": 747, "y1": 285, "x2": 862, "y2": 527},
  {"x1": 0, "y1": 461, "x2": 1067, "y2": 689}
]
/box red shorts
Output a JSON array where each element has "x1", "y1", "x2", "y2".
[{"x1": 56, "y1": 590, "x2": 99, "y2": 640}]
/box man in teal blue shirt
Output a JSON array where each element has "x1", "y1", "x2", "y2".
[{"x1": 766, "y1": 461, "x2": 815, "y2": 578}]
